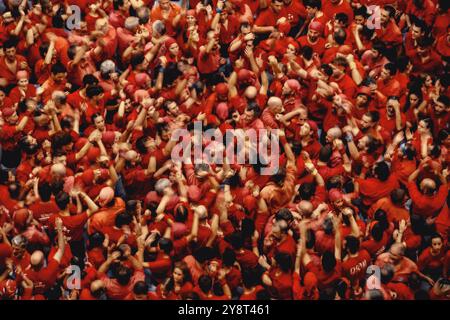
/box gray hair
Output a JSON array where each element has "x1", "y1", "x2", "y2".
[
  {"x1": 152, "y1": 20, "x2": 166, "y2": 36},
  {"x1": 100, "y1": 60, "x2": 116, "y2": 75},
  {"x1": 125, "y1": 16, "x2": 140, "y2": 31}
]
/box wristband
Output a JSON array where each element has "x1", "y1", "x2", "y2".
[
  {"x1": 311, "y1": 169, "x2": 318, "y2": 176},
  {"x1": 345, "y1": 134, "x2": 353, "y2": 142},
  {"x1": 216, "y1": 8, "x2": 222, "y2": 13}
]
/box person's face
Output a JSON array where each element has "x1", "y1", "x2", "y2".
[
  {"x1": 160, "y1": 0, "x2": 170, "y2": 10},
  {"x1": 79, "y1": 21, "x2": 88, "y2": 33},
  {"x1": 243, "y1": 109, "x2": 255, "y2": 122},
  {"x1": 161, "y1": 128, "x2": 171, "y2": 141},
  {"x1": 6, "y1": 112, "x2": 18, "y2": 124},
  {"x1": 380, "y1": 67, "x2": 391, "y2": 81},
  {"x1": 354, "y1": 15, "x2": 365, "y2": 25},
  {"x1": 300, "y1": 122, "x2": 311, "y2": 137},
  {"x1": 220, "y1": 11, "x2": 228, "y2": 22},
  {"x1": 333, "y1": 19, "x2": 346, "y2": 29},
  {"x1": 356, "y1": 94, "x2": 368, "y2": 107},
  {"x1": 330, "y1": 64, "x2": 344, "y2": 78},
  {"x1": 433, "y1": 100, "x2": 446, "y2": 115},
  {"x1": 53, "y1": 72, "x2": 66, "y2": 83},
  {"x1": 409, "y1": 93, "x2": 419, "y2": 106},
  {"x1": 0, "y1": 90, "x2": 5, "y2": 102},
  {"x1": 145, "y1": 138, "x2": 156, "y2": 151},
  {"x1": 167, "y1": 102, "x2": 180, "y2": 116},
  {"x1": 27, "y1": 135, "x2": 37, "y2": 146},
  {"x1": 360, "y1": 115, "x2": 373, "y2": 130},
  {"x1": 187, "y1": 14, "x2": 196, "y2": 25},
  {"x1": 307, "y1": 29, "x2": 320, "y2": 41},
  {"x1": 54, "y1": 155, "x2": 67, "y2": 166},
  {"x1": 281, "y1": 83, "x2": 291, "y2": 96},
  {"x1": 431, "y1": 237, "x2": 443, "y2": 253},
  {"x1": 18, "y1": 78, "x2": 28, "y2": 87},
  {"x1": 418, "y1": 120, "x2": 429, "y2": 134},
  {"x1": 5, "y1": 47, "x2": 16, "y2": 60},
  {"x1": 271, "y1": 1, "x2": 284, "y2": 13},
  {"x1": 357, "y1": 135, "x2": 369, "y2": 150},
  {"x1": 206, "y1": 261, "x2": 219, "y2": 277},
  {"x1": 305, "y1": 6, "x2": 317, "y2": 18},
  {"x1": 12, "y1": 244, "x2": 25, "y2": 258},
  {"x1": 169, "y1": 43, "x2": 179, "y2": 57},
  {"x1": 94, "y1": 116, "x2": 105, "y2": 130},
  {"x1": 411, "y1": 25, "x2": 423, "y2": 40},
  {"x1": 380, "y1": 9, "x2": 390, "y2": 25},
  {"x1": 425, "y1": 76, "x2": 433, "y2": 87},
  {"x1": 173, "y1": 267, "x2": 184, "y2": 283},
  {"x1": 297, "y1": 110, "x2": 308, "y2": 126},
  {"x1": 333, "y1": 199, "x2": 344, "y2": 208},
  {"x1": 387, "y1": 102, "x2": 396, "y2": 116},
  {"x1": 271, "y1": 103, "x2": 284, "y2": 114},
  {"x1": 286, "y1": 43, "x2": 296, "y2": 55},
  {"x1": 241, "y1": 23, "x2": 251, "y2": 35}
]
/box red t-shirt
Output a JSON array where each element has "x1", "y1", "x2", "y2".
[{"x1": 342, "y1": 249, "x2": 372, "y2": 285}]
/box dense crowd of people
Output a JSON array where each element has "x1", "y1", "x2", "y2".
[{"x1": 0, "y1": 0, "x2": 449, "y2": 300}]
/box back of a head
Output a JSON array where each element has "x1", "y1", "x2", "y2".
[
  {"x1": 345, "y1": 236, "x2": 360, "y2": 254},
  {"x1": 55, "y1": 191, "x2": 70, "y2": 210},
  {"x1": 115, "y1": 212, "x2": 132, "y2": 228},
  {"x1": 198, "y1": 275, "x2": 213, "y2": 294},
  {"x1": 374, "y1": 161, "x2": 390, "y2": 181}
]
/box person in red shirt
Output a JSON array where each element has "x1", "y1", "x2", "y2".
[
  {"x1": 0, "y1": 37, "x2": 30, "y2": 93},
  {"x1": 97, "y1": 249, "x2": 145, "y2": 300},
  {"x1": 375, "y1": 6, "x2": 402, "y2": 48},
  {"x1": 418, "y1": 233, "x2": 446, "y2": 281},
  {"x1": 342, "y1": 236, "x2": 372, "y2": 287},
  {"x1": 407, "y1": 165, "x2": 448, "y2": 218},
  {"x1": 297, "y1": 21, "x2": 326, "y2": 57},
  {"x1": 23, "y1": 217, "x2": 65, "y2": 296},
  {"x1": 48, "y1": 190, "x2": 100, "y2": 268},
  {"x1": 253, "y1": 0, "x2": 287, "y2": 37},
  {"x1": 322, "y1": 0, "x2": 354, "y2": 22},
  {"x1": 376, "y1": 63, "x2": 401, "y2": 98}
]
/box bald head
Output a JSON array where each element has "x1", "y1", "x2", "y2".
[
  {"x1": 51, "y1": 163, "x2": 66, "y2": 177},
  {"x1": 327, "y1": 127, "x2": 342, "y2": 140},
  {"x1": 244, "y1": 86, "x2": 257, "y2": 100},
  {"x1": 420, "y1": 178, "x2": 436, "y2": 194},
  {"x1": 267, "y1": 96, "x2": 283, "y2": 114},
  {"x1": 30, "y1": 251, "x2": 44, "y2": 268},
  {"x1": 298, "y1": 201, "x2": 313, "y2": 217},
  {"x1": 194, "y1": 205, "x2": 208, "y2": 220},
  {"x1": 90, "y1": 280, "x2": 105, "y2": 293},
  {"x1": 125, "y1": 16, "x2": 139, "y2": 31},
  {"x1": 124, "y1": 150, "x2": 138, "y2": 162},
  {"x1": 390, "y1": 243, "x2": 405, "y2": 256}
]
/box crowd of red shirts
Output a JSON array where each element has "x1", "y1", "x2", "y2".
[{"x1": 0, "y1": 0, "x2": 449, "y2": 300}]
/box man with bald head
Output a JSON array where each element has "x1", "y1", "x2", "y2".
[
  {"x1": 79, "y1": 279, "x2": 107, "y2": 300},
  {"x1": 23, "y1": 217, "x2": 65, "y2": 296},
  {"x1": 375, "y1": 243, "x2": 434, "y2": 287},
  {"x1": 407, "y1": 164, "x2": 448, "y2": 218},
  {"x1": 261, "y1": 96, "x2": 284, "y2": 129}
]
